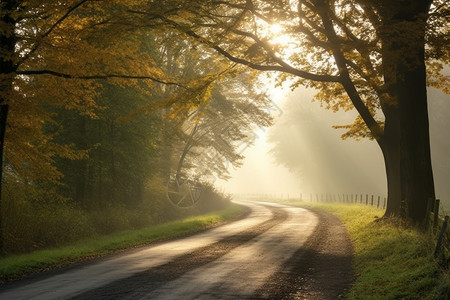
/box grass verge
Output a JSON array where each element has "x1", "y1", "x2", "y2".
[
  {"x1": 0, "y1": 203, "x2": 248, "y2": 284},
  {"x1": 270, "y1": 199, "x2": 449, "y2": 300}
]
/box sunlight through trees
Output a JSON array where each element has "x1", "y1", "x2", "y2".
[{"x1": 0, "y1": 0, "x2": 448, "y2": 253}]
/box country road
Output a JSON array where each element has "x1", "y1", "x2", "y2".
[{"x1": 0, "y1": 200, "x2": 353, "y2": 300}]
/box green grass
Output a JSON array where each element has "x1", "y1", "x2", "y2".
[
  {"x1": 269, "y1": 199, "x2": 450, "y2": 300},
  {"x1": 0, "y1": 203, "x2": 248, "y2": 283},
  {"x1": 3, "y1": 198, "x2": 448, "y2": 299}
]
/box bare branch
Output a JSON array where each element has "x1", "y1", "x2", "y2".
[{"x1": 16, "y1": 69, "x2": 187, "y2": 88}]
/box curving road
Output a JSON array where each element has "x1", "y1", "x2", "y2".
[{"x1": 0, "y1": 200, "x2": 353, "y2": 299}]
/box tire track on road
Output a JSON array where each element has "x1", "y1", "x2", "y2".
[
  {"x1": 252, "y1": 208, "x2": 353, "y2": 300},
  {"x1": 71, "y1": 205, "x2": 288, "y2": 300}
]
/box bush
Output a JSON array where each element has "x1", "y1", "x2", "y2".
[
  {"x1": 3, "y1": 182, "x2": 94, "y2": 254},
  {"x1": 1, "y1": 178, "x2": 231, "y2": 256}
]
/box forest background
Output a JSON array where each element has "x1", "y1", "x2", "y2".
[
  {"x1": 0, "y1": 0, "x2": 448, "y2": 254},
  {"x1": 0, "y1": 0, "x2": 275, "y2": 254}
]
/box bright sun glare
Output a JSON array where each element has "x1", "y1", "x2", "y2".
[
  {"x1": 265, "y1": 23, "x2": 292, "y2": 50},
  {"x1": 268, "y1": 23, "x2": 283, "y2": 35}
]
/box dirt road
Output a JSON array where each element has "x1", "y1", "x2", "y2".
[{"x1": 0, "y1": 200, "x2": 353, "y2": 299}]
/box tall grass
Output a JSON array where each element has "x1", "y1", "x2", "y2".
[
  {"x1": 0, "y1": 203, "x2": 246, "y2": 283},
  {"x1": 1, "y1": 180, "x2": 231, "y2": 255},
  {"x1": 273, "y1": 199, "x2": 450, "y2": 300}
]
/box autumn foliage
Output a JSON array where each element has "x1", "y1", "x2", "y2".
[{"x1": 0, "y1": 1, "x2": 272, "y2": 254}]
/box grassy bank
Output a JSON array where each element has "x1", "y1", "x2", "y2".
[
  {"x1": 276, "y1": 199, "x2": 449, "y2": 299},
  {"x1": 0, "y1": 203, "x2": 247, "y2": 283}
]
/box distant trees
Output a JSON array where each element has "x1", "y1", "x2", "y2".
[
  {"x1": 1, "y1": 0, "x2": 446, "y2": 254},
  {"x1": 140, "y1": 0, "x2": 449, "y2": 226},
  {"x1": 0, "y1": 0, "x2": 174, "y2": 251},
  {"x1": 172, "y1": 75, "x2": 273, "y2": 183},
  {"x1": 0, "y1": 1, "x2": 273, "y2": 253},
  {"x1": 51, "y1": 83, "x2": 163, "y2": 209},
  {"x1": 148, "y1": 31, "x2": 274, "y2": 206}
]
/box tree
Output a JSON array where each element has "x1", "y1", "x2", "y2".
[
  {"x1": 0, "y1": 0, "x2": 194, "y2": 252},
  {"x1": 171, "y1": 73, "x2": 274, "y2": 183},
  {"x1": 0, "y1": 0, "x2": 275, "y2": 251},
  {"x1": 147, "y1": 30, "x2": 274, "y2": 206},
  {"x1": 141, "y1": 0, "x2": 449, "y2": 226},
  {"x1": 52, "y1": 82, "x2": 163, "y2": 209}
]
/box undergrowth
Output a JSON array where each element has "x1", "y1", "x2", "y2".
[
  {"x1": 0, "y1": 203, "x2": 247, "y2": 283},
  {"x1": 271, "y1": 199, "x2": 450, "y2": 300}
]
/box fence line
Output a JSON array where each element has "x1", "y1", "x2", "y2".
[
  {"x1": 236, "y1": 193, "x2": 449, "y2": 267},
  {"x1": 302, "y1": 193, "x2": 388, "y2": 209},
  {"x1": 237, "y1": 193, "x2": 388, "y2": 209}
]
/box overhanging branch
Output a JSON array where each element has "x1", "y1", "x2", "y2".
[
  {"x1": 16, "y1": 69, "x2": 187, "y2": 88},
  {"x1": 18, "y1": 0, "x2": 94, "y2": 67},
  {"x1": 211, "y1": 44, "x2": 340, "y2": 82},
  {"x1": 314, "y1": 0, "x2": 382, "y2": 139},
  {"x1": 143, "y1": 12, "x2": 340, "y2": 83}
]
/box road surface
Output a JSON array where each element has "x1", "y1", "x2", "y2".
[{"x1": 0, "y1": 200, "x2": 353, "y2": 299}]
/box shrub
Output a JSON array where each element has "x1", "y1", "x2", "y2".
[{"x1": 2, "y1": 181, "x2": 94, "y2": 254}]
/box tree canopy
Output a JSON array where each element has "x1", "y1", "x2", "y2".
[
  {"x1": 0, "y1": 0, "x2": 449, "y2": 256},
  {"x1": 0, "y1": 0, "x2": 274, "y2": 252},
  {"x1": 132, "y1": 0, "x2": 449, "y2": 225}
]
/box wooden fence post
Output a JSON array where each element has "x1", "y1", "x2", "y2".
[
  {"x1": 434, "y1": 215, "x2": 449, "y2": 258},
  {"x1": 434, "y1": 199, "x2": 440, "y2": 230}
]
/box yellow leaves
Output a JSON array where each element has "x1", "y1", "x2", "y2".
[
  {"x1": 25, "y1": 75, "x2": 102, "y2": 119},
  {"x1": 175, "y1": 10, "x2": 197, "y2": 22},
  {"x1": 163, "y1": 77, "x2": 216, "y2": 120},
  {"x1": 5, "y1": 95, "x2": 84, "y2": 186},
  {"x1": 313, "y1": 81, "x2": 354, "y2": 112},
  {"x1": 6, "y1": 64, "x2": 96, "y2": 187},
  {"x1": 333, "y1": 115, "x2": 383, "y2": 141},
  {"x1": 426, "y1": 60, "x2": 450, "y2": 94}
]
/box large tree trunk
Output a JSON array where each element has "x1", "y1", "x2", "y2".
[
  {"x1": 377, "y1": 0, "x2": 435, "y2": 226},
  {"x1": 398, "y1": 41, "x2": 435, "y2": 225},
  {"x1": 0, "y1": 105, "x2": 8, "y2": 253},
  {"x1": 379, "y1": 107, "x2": 404, "y2": 218},
  {"x1": 0, "y1": 0, "x2": 18, "y2": 253}
]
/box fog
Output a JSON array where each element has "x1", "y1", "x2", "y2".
[
  {"x1": 218, "y1": 85, "x2": 450, "y2": 211},
  {"x1": 268, "y1": 88, "x2": 388, "y2": 196}
]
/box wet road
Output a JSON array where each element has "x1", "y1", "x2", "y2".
[{"x1": 0, "y1": 200, "x2": 351, "y2": 299}]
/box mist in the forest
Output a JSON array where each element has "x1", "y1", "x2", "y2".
[
  {"x1": 219, "y1": 86, "x2": 450, "y2": 211},
  {"x1": 428, "y1": 87, "x2": 450, "y2": 211},
  {"x1": 267, "y1": 88, "x2": 386, "y2": 196}
]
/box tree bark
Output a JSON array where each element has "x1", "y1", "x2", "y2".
[
  {"x1": 377, "y1": 0, "x2": 435, "y2": 226},
  {"x1": 379, "y1": 107, "x2": 404, "y2": 218},
  {"x1": 0, "y1": 105, "x2": 9, "y2": 253},
  {"x1": 398, "y1": 43, "x2": 435, "y2": 225},
  {"x1": 0, "y1": 0, "x2": 18, "y2": 253}
]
